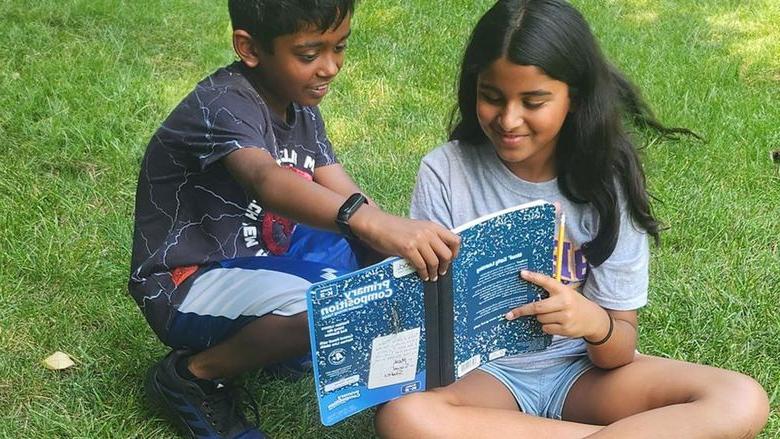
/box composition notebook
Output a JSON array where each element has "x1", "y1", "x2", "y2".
[{"x1": 306, "y1": 200, "x2": 556, "y2": 425}]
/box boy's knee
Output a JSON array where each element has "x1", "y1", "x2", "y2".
[
  {"x1": 375, "y1": 392, "x2": 451, "y2": 439},
  {"x1": 286, "y1": 311, "x2": 309, "y2": 328},
  {"x1": 239, "y1": 312, "x2": 310, "y2": 349}
]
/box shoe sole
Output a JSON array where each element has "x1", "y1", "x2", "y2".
[{"x1": 144, "y1": 365, "x2": 203, "y2": 439}]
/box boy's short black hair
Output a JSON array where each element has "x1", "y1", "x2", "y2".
[{"x1": 228, "y1": 0, "x2": 355, "y2": 53}]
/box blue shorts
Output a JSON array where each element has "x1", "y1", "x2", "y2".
[
  {"x1": 479, "y1": 355, "x2": 593, "y2": 419},
  {"x1": 165, "y1": 225, "x2": 360, "y2": 352}
]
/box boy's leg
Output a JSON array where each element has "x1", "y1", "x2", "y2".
[
  {"x1": 147, "y1": 230, "x2": 358, "y2": 438},
  {"x1": 187, "y1": 312, "x2": 309, "y2": 380},
  {"x1": 561, "y1": 354, "x2": 769, "y2": 438},
  {"x1": 145, "y1": 261, "x2": 322, "y2": 439},
  {"x1": 175, "y1": 226, "x2": 363, "y2": 379},
  {"x1": 375, "y1": 370, "x2": 602, "y2": 439}
]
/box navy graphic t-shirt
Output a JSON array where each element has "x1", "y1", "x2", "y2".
[{"x1": 129, "y1": 62, "x2": 337, "y2": 337}]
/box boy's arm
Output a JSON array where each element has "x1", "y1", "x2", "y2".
[
  {"x1": 313, "y1": 163, "x2": 377, "y2": 207},
  {"x1": 223, "y1": 148, "x2": 459, "y2": 280}
]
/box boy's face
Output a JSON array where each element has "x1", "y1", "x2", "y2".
[{"x1": 252, "y1": 15, "x2": 351, "y2": 116}]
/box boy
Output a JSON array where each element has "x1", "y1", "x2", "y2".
[{"x1": 129, "y1": 1, "x2": 460, "y2": 438}]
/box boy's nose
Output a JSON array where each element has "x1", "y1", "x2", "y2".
[{"x1": 318, "y1": 54, "x2": 342, "y2": 78}]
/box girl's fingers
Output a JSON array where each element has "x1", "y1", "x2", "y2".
[
  {"x1": 541, "y1": 323, "x2": 564, "y2": 335},
  {"x1": 505, "y1": 296, "x2": 563, "y2": 320},
  {"x1": 520, "y1": 270, "x2": 560, "y2": 292},
  {"x1": 534, "y1": 311, "x2": 568, "y2": 325}
]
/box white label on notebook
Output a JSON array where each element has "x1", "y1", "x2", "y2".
[
  {"x1": 368, "y1": 328, "x2": 420, "y2": 389},
  {"x1": 489, "y1": 348, "x2": 507, "y2": 361},
  {"x1": 458, "y1": 354, "x2": 482, "y2": 377},
  {"x1": 324, "y1": 374, "x2": 360, "y2": 393},
  {"x1": 392, "y1": 259, "x2": 416, "y2": 278}
]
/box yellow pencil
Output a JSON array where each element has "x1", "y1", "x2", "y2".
[{"x1": 555, "y1": 214, "x2": 566, "y2": 282}]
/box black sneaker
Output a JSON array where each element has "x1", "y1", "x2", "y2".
[{"x1": 145, "y1": 350, "x2": 268, "y2": 439}]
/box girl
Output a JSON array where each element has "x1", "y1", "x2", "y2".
[{"x1": 374, "y1": 1, "x2": 769, "y2": 438}]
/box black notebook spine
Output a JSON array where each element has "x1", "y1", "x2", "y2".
[
  {"x1": 423, "y1": 280, "x2": 441, "y2": 389},
  {"x1": 437, "y1": 271, "x2": 455, "y2": 387}
]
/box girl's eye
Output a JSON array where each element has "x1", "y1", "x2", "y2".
[
  {"x1": 524, "y1": 101, "x2": 544, "y2": 109},
  {"x1": 479, "y1": 92, "x2": 502, "y2": 104}
]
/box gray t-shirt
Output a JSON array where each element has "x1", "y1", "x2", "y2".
[{"x1": 410, "y1": 140, "x2": 649, "y2": 362}]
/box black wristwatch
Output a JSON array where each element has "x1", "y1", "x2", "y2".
[{"x1": 336, "y1": 193, "x2": 368, "y2": 240}]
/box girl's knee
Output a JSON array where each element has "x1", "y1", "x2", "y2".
[
  {"x1": 724, "y1": 374, "x2": 770, "y2": 436},
  {"x1": 375, "y1": 392, "x2": 453, "y2": 438},
  {"x1": 703, "y1": 372, "x2": 770, "y2": 438}
]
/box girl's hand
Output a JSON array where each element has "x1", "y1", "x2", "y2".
[
  {"x1": 350, "y1": 207, "x2": 461, "y2": 281},
  {"x1": 505, "y1": 270, "x2": 610, "y2": 340}
]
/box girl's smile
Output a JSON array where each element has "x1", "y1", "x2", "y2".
[
  {"x1": 495, "y1": 130, "x2": 530, "y2": 146},
  {"x1": 476, "y1": 58, "x2": 571, "y2": 182}
]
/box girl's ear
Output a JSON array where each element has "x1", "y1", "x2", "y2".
[{"x1": 233, "y1": 30, "x2": 261, "y2": 68}]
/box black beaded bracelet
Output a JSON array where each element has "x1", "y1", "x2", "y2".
[{"x1": 584, "y1": 312, "x2": 614, "y2": 346}]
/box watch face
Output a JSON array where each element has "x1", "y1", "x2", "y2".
[
  {"x1": 340, "y1": 194, "x2": 367, "y2": 219},
  {"x1": 336, "y1": 194, "x2": 366, "y2": 239}
]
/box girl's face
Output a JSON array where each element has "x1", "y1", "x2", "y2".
[{"x1": 476, "y1": 58, "x2": 571, "y2": 182}]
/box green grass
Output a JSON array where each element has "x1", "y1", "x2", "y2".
[{"x1": 1, "y1": 0, "x2": 778, "y2": 437}]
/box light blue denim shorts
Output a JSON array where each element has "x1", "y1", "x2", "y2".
[{"x1": 479, "y1": 354, "x2": 593, "y2": 419}]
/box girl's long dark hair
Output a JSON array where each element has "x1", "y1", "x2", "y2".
[{"x1": 450, "y1": 0, "x2": 697, "y2": 266}]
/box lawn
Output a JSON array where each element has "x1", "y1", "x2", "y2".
[{"x1": 1, "y1": 0, "x2": 778, "y2": 437}]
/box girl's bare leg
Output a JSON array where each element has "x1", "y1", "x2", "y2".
[
  {"x1": 562, "y1": 354, "x2": 769, "y2": 439},
  {"x1": 375, "y1": 370, "x2": 602, "y2": 439}
]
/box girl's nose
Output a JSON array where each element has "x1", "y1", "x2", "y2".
[{"x1": 498, "y1": 103, "x2": 524, "y2": 131}]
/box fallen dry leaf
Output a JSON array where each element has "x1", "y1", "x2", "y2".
[{"x1": 43, "y1": 351, "x2": 76, "y2": 371}]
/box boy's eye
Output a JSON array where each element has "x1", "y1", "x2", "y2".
[
  {"x1": 298, "y1": 53, "x2": 318, "y2": 62},
  {"x1": 335, "y1": 43, "x2": 347, "y2": 53}
]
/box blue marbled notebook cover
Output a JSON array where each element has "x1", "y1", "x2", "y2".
[{"x1": 307, "y1": 200, "x2": 555, "y2": 426}]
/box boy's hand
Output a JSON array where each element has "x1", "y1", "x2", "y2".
[
  {"x1": 504, "y1": 270, "x2": 610, "y2": 341},
  {"x1": 349, "y1": 206, "x2": 460, "y2": 281}
]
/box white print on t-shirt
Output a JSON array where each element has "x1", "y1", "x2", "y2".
[
  {"x1": 277, "y1": 147, "x2": 316, "y2": 173},
  {"x1": 242, "y1": 200, "x2": 264, "y2": 248}
]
